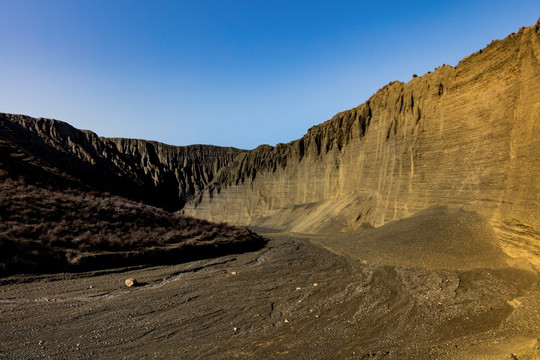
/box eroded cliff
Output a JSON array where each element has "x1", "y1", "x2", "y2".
[
  {"x1": 185, "y1": 20, "x2": 540, "y2": 264},
  {"x1": 0, "y1": 113, "x2": 243, "y2": 210}
]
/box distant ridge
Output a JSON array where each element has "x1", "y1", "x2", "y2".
[{"x1": 0, "y1": 113, "x2": 243, "y2": 210}]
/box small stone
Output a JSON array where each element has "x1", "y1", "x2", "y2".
[
  {"x1": 233, "y1": 327, "x2": 238, "y2": 332},
  {"x1": 125, "y1": 278, "x2": 137, "y2": 287},
  {"x1": 296, "y1": 287, "x2": 301, "y2": 291},
  {"x1": 313, "y1": 283, "x2": 318, "y2": 287},
  {"x1": 230, "y1": 271, "x2": 237, "y2": 275},
  {"x1": 284, "y1": 319, "x2": 289, "y2": 323}
]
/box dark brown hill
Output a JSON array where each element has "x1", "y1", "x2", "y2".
[{"x1": 0, "y1": 177, "x2": 263, "y2": 276}]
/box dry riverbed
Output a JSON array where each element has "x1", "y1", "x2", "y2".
[{"x1": 0, "y1": 234, "x2": 538, "y2": 359}]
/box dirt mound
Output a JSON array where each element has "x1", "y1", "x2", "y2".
[{"x1": 311, "y1": 206, "x2": 512, "y2": 270}]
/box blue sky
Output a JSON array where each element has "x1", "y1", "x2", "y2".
[{"x1": 1, "y1": 1, "x2": 539, "y2": 149}]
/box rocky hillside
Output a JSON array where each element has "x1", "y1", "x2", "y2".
[
  {"x1": 185, "y1": 19, "x2": 540, "y2": 266},
  {"x1": 0, "y1": 113, "x2": 243, "y2": 210}
]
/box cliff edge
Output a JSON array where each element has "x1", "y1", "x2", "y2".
[{"x1": 185, "y1": 20, "x2": 540, "y2": 266}]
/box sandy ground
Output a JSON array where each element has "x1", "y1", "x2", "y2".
[{"x1": 0, "y1": 228, "x2": 539, "y2": 359}]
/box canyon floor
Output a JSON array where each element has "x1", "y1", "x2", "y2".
[{"x1": 1, "y1": 209, "x2": 539, "y2": 360}]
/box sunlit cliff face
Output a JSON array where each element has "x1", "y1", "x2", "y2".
[{"x1": 184, "y1": 22, "x2": 540, "y2": 268}]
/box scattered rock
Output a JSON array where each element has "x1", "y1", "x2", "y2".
[{"x1": 125, "y1": 278, "x2": 138, "y2": 287}]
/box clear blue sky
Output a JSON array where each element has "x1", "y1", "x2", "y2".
[{"x1": 1, "y1": 1, "x2": 539, "y2": 149}]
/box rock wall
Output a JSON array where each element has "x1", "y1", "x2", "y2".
[
  {"x1": 0, "y1": 113, "x2": 243, "y2": 210},
  {"x1": 185, "y1": 21, "x2": 540, "y2": 261}
]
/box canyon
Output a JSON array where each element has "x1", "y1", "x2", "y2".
[
  {"x1": 1, "y1": 18, "x2": 539, "y2": 360},
  {"x1": 3, "y1": 20, "x2": 538, "y2": 269}
]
